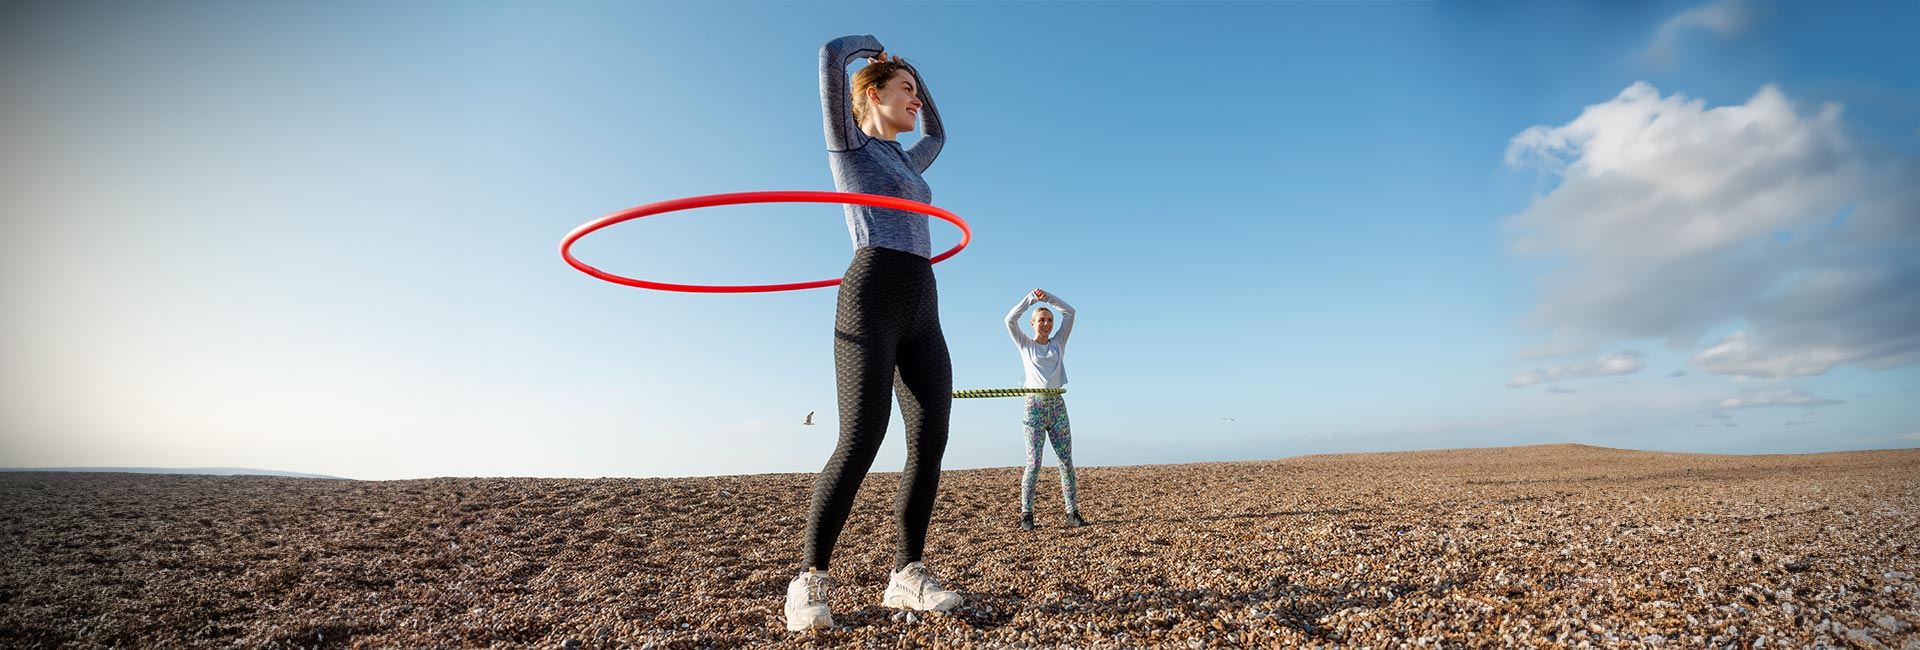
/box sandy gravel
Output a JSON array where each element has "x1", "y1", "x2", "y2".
[{"x1": 2, "y1": 444, "x2": 1916, "y2": 648}]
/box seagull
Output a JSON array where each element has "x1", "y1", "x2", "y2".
[
  {"x1": 1220, "y1": 417, "x2": 1235, "y2": 422},
  {"x1": 804, "y1": 411, "x2": 815, "y2": 426}
]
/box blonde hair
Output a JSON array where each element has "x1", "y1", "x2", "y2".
[{"x1": 850, "y1": 61, "x2": 910, "y2": 127}]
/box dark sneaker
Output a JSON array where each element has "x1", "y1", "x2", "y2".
[
  {"x1": 1064, "y1": 510, "x2": 1088, "y2": 528},
  {"x1": 1019, "y1": 512, "x2": 1034, "y2": 531}
]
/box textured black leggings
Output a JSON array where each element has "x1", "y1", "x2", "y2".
[{"x1": 802, "y1": 246, "x2": 953, "y2": 572}]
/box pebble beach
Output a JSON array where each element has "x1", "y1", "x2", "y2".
[{"x1": 3, "y1": 444, "x2": 1916, "y2": 648}]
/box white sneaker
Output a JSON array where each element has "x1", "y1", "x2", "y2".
[
  {"x1": 784, "y1": 570, "x2": 834, "y2": 631},
  {"x1": 881, "y1": 561, "x2": 964, "y2": 612}
]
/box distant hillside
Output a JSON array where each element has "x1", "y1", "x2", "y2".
[{"x1": 0, "y1": 467, "x2": 346, "y2": 479}]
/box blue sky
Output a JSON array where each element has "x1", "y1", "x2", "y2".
[{"x1": 2, "y1": 1, "x2": 1915, "y2": 480}]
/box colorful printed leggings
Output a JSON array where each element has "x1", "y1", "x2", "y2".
[{"x1": 1021, "y1": 394, "x2": 1078, "y2": 513}]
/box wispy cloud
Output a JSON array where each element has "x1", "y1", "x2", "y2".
[
  {"x1": 1508, "y1": 351, "x2": 1645, "y2": 388},
  {"x1": 1643, "y1": 0, "x2": 1756, "y2": 66},
  {"x1": 1718, "y1": 386, "x2": 1844, "y2": 410}
]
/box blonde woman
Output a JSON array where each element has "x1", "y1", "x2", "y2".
[
  {"x1": 1006, "y1": 289, "x2": 1087, "y2": 531},
  {"x1": 783, "y1": 34, "x2": 962, "y2": 632}
]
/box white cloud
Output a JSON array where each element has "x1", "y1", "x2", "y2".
[
  {"x1": 1718, "y1": 386, "x2": 1843, "y2": 410},
  {"x1": 1644, "y1": 0, "x2": 1756, "y2": 66},
  {"x1": 1667, "y1": 370, "x2": 1687, "y2": 378},
  {"x1": 1546, "y1": 386, "x2": 1576, "y2": 394},
  {"x1": 1508, "y1": 350, "x2": 1646, "y2": 388},
  {"x1": 1689, "y1": 263, "x2": 1920, "y2": 377},
  {"x1": 1901, "y1": 431, "x2": 1920, "y2": 442},
  {"x1": 1505, "y1": 82, "x2": 1920, "y2": 379}
]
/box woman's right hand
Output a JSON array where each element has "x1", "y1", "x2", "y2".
[
  {"x1": 1032, "y1": 289, "x2": 1047, "y2": 302},
  {"x1": 868, "y1": 51, "x2": 893, "y2": 65}
]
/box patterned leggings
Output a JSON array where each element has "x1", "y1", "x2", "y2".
[
  {"x1": 802, "y1": 247, "x2": 950, "y2": 572},
  {"x1": 1021, "y1": 394, "x2": 1078, "y2": 513}
]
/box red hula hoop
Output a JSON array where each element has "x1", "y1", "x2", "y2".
[{"x1": 560, "y1": 191, "x2": 971, "y2": 293}]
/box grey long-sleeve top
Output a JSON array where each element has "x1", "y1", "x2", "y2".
[{"x1": 819, "y1": 34, "x2": 946, "y2": 258}]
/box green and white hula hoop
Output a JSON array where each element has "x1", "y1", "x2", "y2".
[{"x1": 951, "y1": 388, "x2": 1066, "y2": 399}]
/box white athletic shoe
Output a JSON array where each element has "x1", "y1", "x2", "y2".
[
  {"x1": 881, "y1": 561, "x2": 964, "y2": 612},
  {"x1": 784, "y1": 569, "x2": 834, "y2": 631}
]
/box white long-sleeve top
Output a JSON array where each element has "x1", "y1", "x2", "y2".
[{"x1": 1006, "y1": 292, "x2": 1076, "y2": 389}]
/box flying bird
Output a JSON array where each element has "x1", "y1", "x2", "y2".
[
  {"x1": 1220, "y1": 417, "x2": 1235, "y2": 422},
  {"x1": 804, "y1": 411, "x2": 815, "y2": 426}
]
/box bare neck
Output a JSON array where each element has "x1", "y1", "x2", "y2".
[{"x1": 860, "y1": 120, "x2": 900, "y2": 142}]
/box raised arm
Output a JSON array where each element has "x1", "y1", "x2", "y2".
[
  {"x1": 1045, "y1": 291, "x2": 1077, "y2": 346},
  {"x1": 820, "y1": 34, "x2": 885, "y2": 152},
  {"x1": 901, "y1": 62, "x2": 944, "y2": 173},
  {"x1": 1006, "y1": 291, "x2": 1040, "y2": 344}
]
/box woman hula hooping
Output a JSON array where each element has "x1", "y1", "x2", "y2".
[
  {"x1": 1006, "y1": 288, "x2": 1089, "y2": 531},
  {"x1": 783, "y1": 34, "x2": 964, "y2": 632}
]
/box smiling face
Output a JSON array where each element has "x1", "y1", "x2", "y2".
[
  {"x1": 862, "y1": 70, "x2": 921, "y2": 134},
  {"x1": 1031, "y1": 307, "x2": 1054, "y2": 339}
]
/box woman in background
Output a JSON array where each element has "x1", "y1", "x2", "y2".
[{"x1": 1006, "y1": 288, "x2": 1088, "y2": 531}]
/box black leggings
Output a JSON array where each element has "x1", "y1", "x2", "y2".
[{"x1": 802, "y1": 246, "x2": 953, "y2": 572}]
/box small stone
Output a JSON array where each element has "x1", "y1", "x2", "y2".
[
  {"x1": 562, "y1": 640, "x2": 582, "y2": 649},
  {"x1": 1847, "y1": 629, "x2": 1886, "y2": 649},
  {"x1": 1783, "y1": 560, "x2": 1811, "y2": 573},
  {"x1": 1876, "y1": 616, "x2": 1909, "y2": 633}
]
